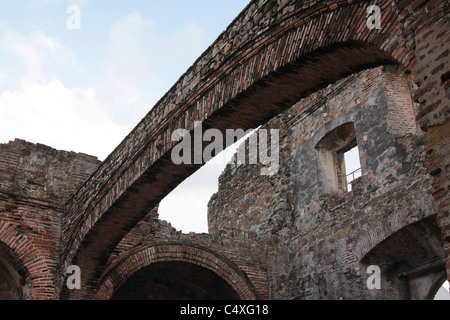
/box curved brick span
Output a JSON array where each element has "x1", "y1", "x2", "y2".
[
  {"x1": 58, "y1": 0, "x2": 449, "y2": 299},
  {"x1": 94, "y1": 243, "x2": 259, "y2": 300}
]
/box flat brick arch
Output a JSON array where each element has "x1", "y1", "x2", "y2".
[
  {"x1": 355, "y1": 214, "x2": 446, "y2": 300},
  {"x1": 94, "y1": 243, "x2": 259, "y2": 300},
  {"x1": 59, "y1": 0, "x2": 449, "y2": 299}
]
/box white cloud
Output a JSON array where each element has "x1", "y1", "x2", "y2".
[
  {"x1": 106, "y1": 13, "x2": 158, "y2": 84},
  {"x1": 0, "y1": 70, "x2": 8, "y2": 88},
  {"x1": 16, "y1": 0, "x2": 90, "y2": 8},
  {"x1": 159, "y1": 140, "x2": 245, "y2": 233},
  {"x1": 103, "y1": 12, "x2": 209, "y2": 124},
  {"x1": 169, "y1": 22, "x2": 210, "y2": 62},
  {"x1": 0, "y1": 79, "x2": 128, "y2": 160},
  {"x1": 0, "y1": 25, "x2": 126, "y2": 160},
  {"x1": 2, "y1": 27, "x2": 75, "y2": 83},
  {"x1": 159, "y1": 162, "x2": 225, "y2": 234}
]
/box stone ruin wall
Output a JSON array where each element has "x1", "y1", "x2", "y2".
[
  {"x1": 0, "y1": 139, "x2": 101, "y2": 299},
  {"x1": 0, "y1": 64, "x2": 446, "y2": 300},
  {"x1": 208, "y1": 65, "x2": 444, "y2": 299}
]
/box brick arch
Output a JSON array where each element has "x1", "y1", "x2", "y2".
[
  {"x1": 94, "y1": 243, "x2": 259, "y2": 300},
  {"x1": 354, "y1": 214, "x2": 446, "y2": 300},
  {"x1": 353, "y1": 211, "x2": 438, "y2": 263},
  {"x1": 60, "y1": 0, "x2": 449, "y2": 299},
  {"x1": 0, "y1": 236, "x2": 33, "y2": 300}
]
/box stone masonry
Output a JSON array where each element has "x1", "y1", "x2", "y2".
[
  {"x1": 209, "y1": 65, "x2": 444, "y2": 299},
  {"x1": 0, "y1": 0, "x2": 448, "y2": 300},
  {"x1": 0, "y1": 139, "x2": 100, "y2": 299}
]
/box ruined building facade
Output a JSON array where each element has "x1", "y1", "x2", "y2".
[
  {"x1": 0, "y1": 0, "x2": 449, "y2": 300},
  {"x1": 0, "y1": 65, "x2": 447, "y2": 300},
  {"x1": 208, "y1": 65, "x2": 445, "y2": 299}
]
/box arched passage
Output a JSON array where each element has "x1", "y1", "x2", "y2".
[
  {"x1": 111, "y1": 261, "x2": 240, "y2": 300},
  {"x1": 95, "y1": 243, "x2": 259, "y2": 300},
  {"x1": 0, "y1": 259, "x2": 21, "y2": 300},
  {"x1": 0, "y1": 242, "x2": 30, "y2": 300},
  {"x1": 360, "y1": 215, "x2": 446, "y2": 300},
  {"x1": 60, "y1": 0, "x2": 449, "y2": 299}
]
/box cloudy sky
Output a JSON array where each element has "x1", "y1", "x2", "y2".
[{"x1": 0, "y1": 0, "x2": 250, "y2": 233}]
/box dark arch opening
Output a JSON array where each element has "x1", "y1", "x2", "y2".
[
  {"x1": 0, "y1": 244, "x2": 25, "y2": 300},
  {"x1": 62, "y1": 39, "x2": 403, "y2": 299},
  {"x1": 361, "y1": 215, "x2": 446, "y2": 300},
  {"x1": 111, "y1": 261, "x2": 240, "y2": 300}
]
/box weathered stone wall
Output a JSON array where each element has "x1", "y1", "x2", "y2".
[
  {"x1": 0, "y1": 0, "x2": 447, "y2": 300},
  {"x1": 97, "y1": 213, "x2": 271, "y2": 300},
  {"x1": 209, "y1": 65, "x2": 425, "y2": 236},
  {"x1": 0, "y1": 139, "x2": 100, "y2": 299},
  {"x1": 60, "y1": 0, "x2": 450, "y2": 298},
  {"x1": 208, "y1": 65, "x2": 443, "y2": 299},
  {"x1": 0, "y1": 139, "x2": 100, "y2": 204}
]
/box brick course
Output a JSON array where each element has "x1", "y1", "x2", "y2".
[
  {"x1": 0, "y1": 0, "x2": 448, "y2": 300},
  {"x1": 0, "y1": 139, "x2": 100, "y2": 299},
  {"x1": 63, "y1": 1, "x2": 448, "y2": 296}
]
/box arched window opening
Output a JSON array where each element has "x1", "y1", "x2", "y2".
[
  {"x1": 316, "y1": 122, "x2": 361, "y2": 194},
  {"x1": 344, "y1": 146, "x2": 362, "y2": 192},
  {"x1": 0, "y1": 258, "x2": 23, "y2": 300}
]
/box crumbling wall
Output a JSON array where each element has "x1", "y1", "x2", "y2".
[
  {"x1": 0, "y1": 139, "x2": 100, "y2": 204},
  {"x1": 0, "y1": 139, "x2": 101, "y2": 299},
  {"x1": 208, "y1": 66, "x2": 443, "y2": 299},
  {"x1": 102, "y1": 212, "x2": 271, "y2": 300}
]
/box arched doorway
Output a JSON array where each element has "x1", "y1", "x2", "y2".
[
  {"x1": 95, "y1": 243, "x2": 259, "y2": 300},
  {"x1": 0, "y1": 261, "x2": 21, "y2": 300},
  {"x1": 360, "y1": 215, "x2": 446, "y2": 300},
  {"x1": 111, "y1": 261, "x2": 240, "y2": 300},
  {"x1": 434, "y1": 280, "x2": 450, "y2": 300},
  {"x1": 0, "y1": 243, "x2": 26, "y2": 300}
]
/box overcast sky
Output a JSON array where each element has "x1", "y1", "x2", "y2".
[{"x1": 0, "y1": 0, "x2": 250, "y2": 233}]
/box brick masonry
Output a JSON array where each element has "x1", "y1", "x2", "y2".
[
  {"x1": 96, "y1": 215, "x2": 270, "y2": 300},
  {"x1": 0, "y1": 0, "x2": 448, "y2": 300},
  {"x1": 209, "y1": 65, "x2": 444, "y2": 299},
  {"x1": 0, "y1": 139, "x2": 100, "y2": 299},
  {"x1": 56, "y1": 0, "x2": 449, "y2": 298}
]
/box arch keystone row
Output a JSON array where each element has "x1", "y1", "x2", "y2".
[{"x1": 94, "y1": 243, "x2": 260, "y2": 300}]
